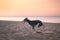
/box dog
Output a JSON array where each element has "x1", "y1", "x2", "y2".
[{"x1": 23, "y1": 18, "x2": 44, "y2": 30}]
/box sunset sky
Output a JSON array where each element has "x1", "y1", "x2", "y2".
[{"x1": 0, "y1": 0, "x2": 60, "y2": 16}]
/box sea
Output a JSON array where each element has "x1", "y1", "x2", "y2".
[{"x1": 0, "y1": 16, "x2": 60, "y2": 23}]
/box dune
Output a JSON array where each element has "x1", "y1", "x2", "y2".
[{"x1": 0, "y1": 20, "x2": 60, "y2": 40}]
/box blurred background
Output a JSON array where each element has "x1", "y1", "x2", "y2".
[
  {"x1": 0, "y1": 0, "x2": 60, "y2": 16},
  {"x1": 0, "y1": 17, "x2": 60, "y2": 23}
]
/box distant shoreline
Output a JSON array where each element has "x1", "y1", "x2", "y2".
[
  {"x1": 0, "y1": 17, "x2": 60, "y2": 23},
  {"x1": 0, "y1": 20, "x2": 60, "y2": 24}
]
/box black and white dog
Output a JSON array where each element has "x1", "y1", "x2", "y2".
[{"x1": 23, "y1": 18, "x2": 45, "y2": 30}]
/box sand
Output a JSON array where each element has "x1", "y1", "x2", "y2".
[{"x1": 0, "y1": 20, "x2": 60, "y2": 40}]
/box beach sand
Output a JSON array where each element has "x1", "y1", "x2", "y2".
[{"x1": 0, "y1": 20, "x2": 60, "y2": 40}]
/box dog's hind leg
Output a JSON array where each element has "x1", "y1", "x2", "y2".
[{"x1": 33, "y1": 23, "x2": 42, "y2": 33}]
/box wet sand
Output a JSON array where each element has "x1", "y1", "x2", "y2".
[{"x1": 0, "y1": 20, "x2": 60, "y2": 40}]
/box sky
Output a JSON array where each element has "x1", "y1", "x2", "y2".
[
  {"x1": 0, "y1": 0, "x2": 60, "y2": 16},
  {"x1": 0, "y1": 17, "x2": 60, "y2": 23}
]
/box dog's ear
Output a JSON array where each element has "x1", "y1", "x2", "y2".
[
  {"x1": 24, "y1": 18, "x2": 28, "y2": 20},
  {"x1": 25, "y1": 18, "x2": 28, "y2": 19}
]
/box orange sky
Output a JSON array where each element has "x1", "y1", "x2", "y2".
[{"x1": 0, "y1": 0, "x2": 60, "y2": 16}]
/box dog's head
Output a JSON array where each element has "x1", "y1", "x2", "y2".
[{"x1": 23, "y1": 18, "x2": 28, "y2": 22}]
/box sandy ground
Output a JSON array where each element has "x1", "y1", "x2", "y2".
[{"x1": 0, "y1": 20, "x2": 60, "y2": 40}]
